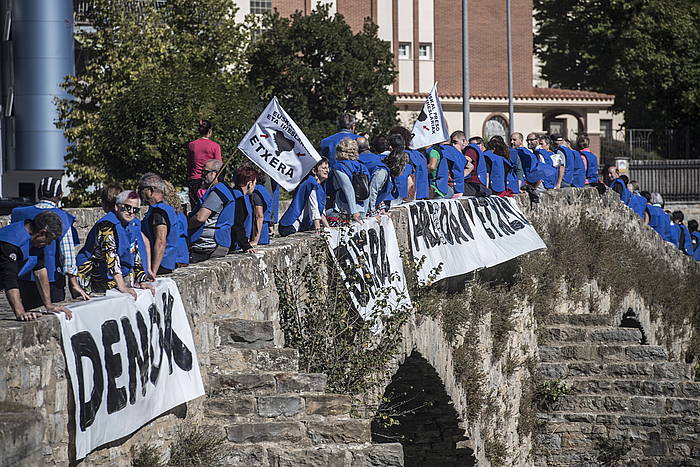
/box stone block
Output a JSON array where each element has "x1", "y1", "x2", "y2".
[
  {"x1": 537, "y1": 363, "x2": 568, "y2": 379},
  {"x1": 541, "y1": 314, "x2": 613, "y2": 327},
  {"x1": 536, "y1": 433, "x2": 561, "y2": 450},
  {"x1": 588, "y1": 328, "x2": 641, "y2": 344},
  {"x1": 206, "y1": 396, "x2": 256, "y2": 417},
  {"x1": 606, "y1": 363, "x2": 652, "y2": 378},
  {"x1": 275, "y1": 373, "x2": 327, "y2": 393},
  {"x1": 212, "y1": 372, "x2": 276, "y2": 394},
  {"x1": 351, "y1": 443, "x2": 404, "y2": 467},
  {"x1": 267, "y1": 446, "x2": 352, "y2": 467},
  {"x1": 629, "y1": 396, "x2": 665, "y2": 415},
  {"x1": 306, "y1": 419, "x2": 371, "y2": 444},
  {"x1": 217, "y1": 348, "x2": 299, "y2": 372},
  {"x1": 217, "y1": 319, "x2": 274, "y2": 348},
  {"x1": 0, "y1": 402, "x2": 44, "y2": 467},
  {"x1": 225, "y1": 421, "x2": 306, "y2": 443},
  {"x1": 221, "y1": 444, "x2": 268, "y2": 466},
  {"x1": 666, "y1": 398, "x2": 700, "y2": 416},
  {"x1": 625, "y1": 346, "x2": 668, "y2": 362},
  {"x1": 304, "y1": 394, "x2": 352, "y2": 416},
  {"x1": 654, "y1": 362, "x2": 691, "y2": 380},
  {"x1": 256, "y1": 395, "x2": 304, "y2": 417}
]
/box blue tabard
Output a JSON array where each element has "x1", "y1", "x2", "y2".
[
  {"x1": 320, "y1": 130, "x2": 360, "y2": 167},
  {"x1": 359, "y1": 152, "x2": 393, "y2": 208},
  {"x1": 467, "y1": 144, "x2": 488, "y2": 186},
  {"x1": 0, "y1": 222, "x2": 38, "y2": 278},
  {"x1": 646, "y1": 205, "x2": 672, "y2": 242},
  {"x1": 254, "y1": 184, "x2": 273, "y2": 245},
  {"x1": 570, "y1": 150, "x2": 586, "y2": 187},
  {"x1": 442, "y1": 145, "x2": 467, "y2": 193},
  {"x1": 581, "y1": 150, "x2": 599, "y2": 183},
  {"x1": 483, "y1": 150, "x2": 512, "y2": 193},
  {"x1": 557, "y1": 146, "x2": 576, "y2": 186},
  {"x1": 127, "y1": 218, "x2": 149, "y2": 274},
  {"x1": 391, "y1": 163, "x2": 413, "y2": 200},
  {"x1": 142, "y1": 202, "x2": 180, "y2": 271},
  {"x1": 534, "y1": 149, "x2": 559, "y2": 189},
  {"x1": 176, "y1": 212, "x2": 189, "y2": 265},
  {"x1": 516, "y1": 147, "x2": 545, "y2": 184},
  {"x1": 77, "y1": 211, "x2": 132, "y2": 279},
  {"x1": 11, "y1": 205, "x2": 76, "y2": 282},
  {"x1": 189, "y1": 182, "x2": 235, "y2": 249},
  {"x1": 507, "y1": 149, "x2": 521, "y2": 194},
  {"x1": 408, "y1": 149, "x2": 430, "y2": 199},
  {"x1": 333, "y1": 160, "x2": 370, "y2": 205},
  {"x1": 280, "y1": 177, "x2": 326, "y2": 232},
  {"x1": 628, "y1": 194, "x2": 647, "y2": 219},
  {"x1": 670, "y1": 223, "x2": 693, "y2": 255},
  {"x1": 428, "y1": 145, "x2": 451, "y2": 196},
  {"x1": 231, "y1": 188, "x2": 253, "y2": 250},
  {"x1": 691, "y1": 232, "x2": 700, "y2": 260},
  {"x1": 609, "y1": 179, "x2": 632, "y2": 205}
]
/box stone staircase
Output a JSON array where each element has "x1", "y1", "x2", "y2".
[
  {"x1": 0, "y1": 401, "x2": 44, "y2": 467},
  {"x1": 534, "y1": 314, "x2": 700, "y2": 466},
  {"x1": 203, "y1": 318, "x2": 404, "y2": 466}
]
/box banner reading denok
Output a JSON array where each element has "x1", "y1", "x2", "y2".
[
  {"x1": 58, "y1": 279, "x2": 205, "y2": 460},
  {"x1": 327, "y1": 216, "x2": 412, "y2": 322},
  {"x1": 406, "y1": 197, "x2": 547, "y2": 283},
  {"x1": 238, "y1": 97, "x2": 322, "y2": 191}
]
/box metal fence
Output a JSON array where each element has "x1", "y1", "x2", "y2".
[
  {"x1": 602, "y1": 129, "x2": 697, "y2": 162},
  {"x1": 74, "y1": 0, "x2": 166, "y2": 24},
  {"x1": 629, "y1": 160, "x2": 700, "y2": 202}
]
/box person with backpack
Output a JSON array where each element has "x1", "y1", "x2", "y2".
[
  {"x1": 329, "y1": 138, "x2": 370, "y2": 223},
  {"x1": 669, "y1": 210, "x2": 693, "y2": 255},
  {"x1": 357, "y1": 136, "x2": 393, "y2": 214}
]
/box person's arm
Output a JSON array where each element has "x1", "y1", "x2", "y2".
[
  {"x1": 514, "y1": 153, "x2": 524, "y2": 187},
  {"x1": 96, "y1": 223, "x2": 136, "y2": 298},
  {"x1": 151, "y1": 224, "x2": 168, "y2": 275},
  {"x1": 0, "y1": 243, "x2": 40, "y2": 321},
  {"x1": 188, "y1": 207, "x2": 213, "y2": 230},
  {"x1": 232, "y1": 197, "x2": 254, "y2": 252},
  {"x1": 555, "y1": 160, "x2": 565, "y2": 189},
  {"x1": 307, "y1": 189, "x2": 324, "y2": 232},
  {"x1": 333, "y1": 170, "x2": 362, "y2": 220},
  {"x1": 427, "y1": 150, "x2": 439, "y2": 172},
  {"x1": 367, "y1": 168, "x2": 388, "y2": 214},
  {"x1": 214, "y1": 143, "x2": 222, "y2": 161},
  {"x1": 57, "y1": 228, "x2": 89, "y2": 301},
  {"x1": 34, "y1": 268, "x2": 71, "y2": 319},
  {"x1": 141, "y1": 232, "x2": 153, "y2": 279},
  {"x1": 251, "y1": 205, "x2": 264, "y2": 245},
  {"x1": 611, "y1": 181, "x2": 624, "y2": 196},
  {"x1": 644, "y1": 209, "x2": 650, "y2": 225}
]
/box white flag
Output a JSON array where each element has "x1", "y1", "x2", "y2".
[
  {"x1": 238, "y1": 97, "x2": 321, "y2": 191},
  {"x1": 410, "y1": 83, "x2": 449, "y2": 149}
]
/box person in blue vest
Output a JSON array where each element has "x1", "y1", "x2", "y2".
[
  {"x1": 390, "y1": 126, "x2": 429, "y2": 200},
  {"x1": 552, "y1": 136, "x2": 585, "y2": 187},
  {"x1": 669, "y1": 211, "x2": 693, "y2": 255},
  {"x1": 328, "y1": 138, "x2": 369, "y2": 223},
  {"x1": 537, "y1": 135, "x2": 566, "y2": 189},
  {"x1": 385, "y1": 134, "x2": 413, "y2": 205},
  {"x1": 483, "y1": 136, "x2": 514, "y2": 196},
  {"x1": 164, "y1": 180, "x2": 189, "y2": 268},
  {"x1": 444, "y1": 132, "x2": 468, "y2": 196},
  {"x1": 138, "y1": 173, "x2": 181, "y2": 277},
  {"x1": 229, "y1": 166, "x2": 257, "y2": 253},
  {"x1": 11, "y1": 177, "x2": 89, "y2": 305},
  {"x1": 279, "y1": 159, "x2": 330, "y2": 236},
  {"x1": 250, "y1": 168, "x2": 275, "y2": 246},
  {"x1": 320, "y1": 113, "x2": 360, "y2": 167},
  {"x1": 463, "y1": 135, "x2": 492, "y2": 196},
  {"x1": 188, "y1": 159, "x2": 235, "y2": 262},
  {"x1": 626, "y1": 180, "x2": 647, "y2": 219},
  {"x1": 76, "y1": 190, "x2": 152, "y2": 298},
  {"x1": 357, "y1": 136, "x2": 393, "y2": 214},
  {"x1": 511, "y1": 132, "x2": 544, "y2": 190},
  {"x1": 426, "y1": 141, "x2": 453, "y2": 199},
  {"x1": 576, "y1": 135, "x2": 600, "y2": 184},
  {"x1": 643, "y1": 192, "x2": 673, "y2": 242},
  {"x1": 0, "y1": 211, "x2": 71, "y2": 321},
  {"x1": 688, "y1": 220, "x2": 700, "y2": 261},
  {"x1": 528, "y1": 133, "x2": 558, "y2": 190},
  {"x1": 604, "y1": 165, "x2": 632, "y2": 205}
]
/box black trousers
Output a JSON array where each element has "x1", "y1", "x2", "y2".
[{"x1": 18, "y1": 274, "x2": 66, "y2": 310}]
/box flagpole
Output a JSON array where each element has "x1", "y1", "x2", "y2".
[
  {"x1": 462, "y1": 0, "x2": 470, "y2": 135},
  {"x1": 506, "y1": 0, "x2": 514, "y2": 135}
]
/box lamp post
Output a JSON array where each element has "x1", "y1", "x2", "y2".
[
  {"x1": 462, "y1": 0, "x2": 470, "y2": 134},
  {"x1": 506, "y1": 0, "x2": 514, "y2": 135}
]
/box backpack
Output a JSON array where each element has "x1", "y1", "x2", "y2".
[{"x1": 352, "y1": 172, "x2": 370, "y2": 202}]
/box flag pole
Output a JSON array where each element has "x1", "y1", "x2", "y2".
[
  {"x1": 462, "y1": 0, "x2": 470, "y2": 135},
  {"x1": 506, "y1": 0, "x2": 514, "y2": 135}
]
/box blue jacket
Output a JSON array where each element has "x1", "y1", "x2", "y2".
[
  {"x1": 189, "y1": 182, "x2": 235, "y2": 249},
  {"x1": 646, "y1": 205, "x2": 672, "y2": 243},
  {"x1": 669, "y1": 223, "x2": 693, "y2": 255},
  {"x1": 691, "y1": 231, "x2": 700, "y2": 260},
  {"x1": 515, "y1": 147, "x2": 545, "y2": 184},
  {"x1": 254, "y1": 184, "x2": 273, "y2": 245},
  {"x1": 333, "y1": 159, "x2": 370, "y2": 205},
  {"x1": 391, "y1": 163, "x2": 413, "y2": 200},
  {"x1": 507, "y1": 149, "x2": 521, "y2": 194},
  {"x1": 280, "y1": 176, "x2": 326, "y2": 231},
  {"x1": 428, "y1": 145, "x2": 451, "y2": 196},
  {"x1": 142, "y1": 202, "x2": 180, "y2": 271},
  {"x1": 0, "y1": 222, "x2": 38, "y2": 278},
  {"x1": 176, "y1": 213, "x2": 189, "y2": 265},
  {"x1": 441, "y1": 145, "x2": 467, "y2": 194},
  {"x1": 483, "y1": 150, "x2": 512, "y2": 193},
  {"x1": 628, "y1": 194, "x2": 647, "y2": 219},
  {"x1": 408, "y1": 149, "x2": 430, "y2": 199},
  {"x1": 11, "y1": 205, "x2": 76, "y2": 282},
  {"x1": 571, "y1": 150, "x2": 587, "y2": 187},
  {"x1": 231, "y1": 188, "x2": 253, "y2": 250},
  {"x1": 77, "y1": 211, "x2": 133, "y2": 279},
  {"x1": 580, "y1": 150, "x2": 599, "y2": 184},
  {"x1": 609, "y1": 178, "x2": 632, "y2": 205},
  {"x1": 467, "y1": 143, "x2": 488, "y2": 186},
  {"x1": 534, "y1": 149, "x2": 559, "y2": 189},
  {"x1": 320, "y1": 130, "x2": 359, "y2": 167},
  {"x1": 359, "y1": 152, "x2": 393, "y2": 208},
  {"x1": 557, "y1": 146, "x2": 576, "y2": 186}
]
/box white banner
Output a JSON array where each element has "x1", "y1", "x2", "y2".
[
  {"x1": 58, "y1": 279, "x2": 205, "y2": 460},
  {"x1": 327, "y1": 216, "x2": 412, "y2": 322},
  {"x1": 406, "y1": 197, "x2": 547, "y2": 283},
  {"x1": 238, "y1": 97, "x2": 322, "y2": 191},
  {"x1": 411, "y1": 82, "x2": 449, "y2": 149}
]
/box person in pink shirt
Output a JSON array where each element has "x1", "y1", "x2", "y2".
[{"x1": 187, "y1": 119, "x2": 222, "y2": 209}]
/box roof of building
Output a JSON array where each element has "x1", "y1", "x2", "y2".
[{"x1": 393, "y1": 87, "x2": 615, "y2": 101}]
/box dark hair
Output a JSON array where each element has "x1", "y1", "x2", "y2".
[
  {"x1": 389, "y1": 126, "x2": 412, "y2": 146},
  {"x1": 619, "y1": 174, "x2": 629, "y2": 184},
  {"x1": 385, "y1": 134, "x2": 408, "y2": 178},
  {"x1": 371, "y1": 135, "x2": 389, "y2": 154},
  {"x1": 539, "y1": 135, "x2": 552, "y2": 147},
  {"x1": 640, "y1": 190, "x2": 652, "y2": 202},
  {"x1": 576, "y1": 134, "x2": 590, "y2": 149},
  {"x1": 468, "y1": 136, "x2": 483, "y2": 145},
  {"x1": 451, "y1": 130, "x2": 466, "y2": 141},
  {"x1": 235, "y1": 167, "x2": 257, "y2": 187},
  {"x1": 248, "y1": 164, "x2": 268, "y2": 185},
  {"x1": 338, "y1": 113, "x2": 356, "y2": 130},
  {"x1": 688, "y1": 219, "x2": 698, "y2": 233},
  {"x1": 101, "y1": 183, "x2": 124, "y2": 212},
  {"x1": 671, "y1": 210, "x2": 684, "y2": 223},
  {"x1": 32, "y1": 210, "x2": 63, "y2": 240},
  {"x1": 198, "y1": 119, "x2": 213, "y2": 136},
  {"x1": 486, "y1": 135, "x2": 508, "y2": 158}
]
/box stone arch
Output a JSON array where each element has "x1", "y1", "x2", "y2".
[
  {"x1": 482, "y1": 113, "x2": 509, "y2": 141},
  {"x1": 372, "y1": 350, "x2": 475, "y2": 466},
  {"x1": 542, "y1": 108, "x2": 585, "y2": 140}
]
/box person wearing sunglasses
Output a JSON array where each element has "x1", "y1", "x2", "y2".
[
  {"x1": 76, "y1": 191, "x2": 153, "y2": 299},
  {"x1": 0, "y1": 210, "x2": 73, "y2": 321}
]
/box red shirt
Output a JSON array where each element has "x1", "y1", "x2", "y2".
[
  {"x1": 187, "y1": 138, "x2": 222, "y2": 180},
  {"x1": 464, "y1": 147, "x2": 481, "y2": 183}
]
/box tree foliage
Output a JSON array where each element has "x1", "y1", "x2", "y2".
[
  {"x1": 534, "y1": 0, "x2": 700, "y2": 132},
  {"x1": 58, "y1": 0, "x2": 257, "y2": 205},
  {"x1": 247, "y1": 6, "x2": 398, "y2": 144}
]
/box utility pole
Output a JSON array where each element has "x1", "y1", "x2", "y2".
[
  {"x1": 462, "y1": 0, "x2": 470, "y2": 134},
  {"x1": 506, "y1": 0, "x2": 514, "y2": 136}
]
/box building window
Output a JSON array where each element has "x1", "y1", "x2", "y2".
[
  {"x1": 600, "y1": 119, "x2": 613, "y2": 140},
  {"x1": 484, "y1": 115, "x2": 508, "y2": 142},
  {"x1": 250, "y1": 0, "x2": 272, "y2": 14},
  {"x1": 548, "y1": 118, "x2": 567, "y2": 137},
  {"x1": 398, "y1": 42, "x2": 411, "y2": 60},
  {"x1": 419, "y1": 43, "x2": 432, "y2": 60}
]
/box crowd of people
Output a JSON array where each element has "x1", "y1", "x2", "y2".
[{"x1": 0, "y1": 115, "x2": 698, "y2": 321}]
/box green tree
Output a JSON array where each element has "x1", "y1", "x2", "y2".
[
  {"x1": 534, "y1": 0, "x2": 700, "y2": 133},
  {"x1": 58, "y1": 0, "x2": 256, "y2": 205},
  {"x1": 247, "y1": 6, "x2": 398, "y2": 145}
]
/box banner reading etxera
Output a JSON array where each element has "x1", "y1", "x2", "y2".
[
  {"x1": 406, "y1": 197, "x2": 547, "y2": 283},
  {"x1": 58, "y1": 279, "x2": 205, "y2": 460}
]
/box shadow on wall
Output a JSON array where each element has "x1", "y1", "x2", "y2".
[{"x1": 372, "y1": 351, "x2": 476, "y2": 467}]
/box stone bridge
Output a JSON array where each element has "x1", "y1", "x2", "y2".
[{"x1": 1, "y1": 190, "x2": 699, "y2": 466}]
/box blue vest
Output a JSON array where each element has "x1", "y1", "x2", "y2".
[
  {"x1": 507, "y1": 149, "x2": 521, "y2": 194},
  {"x1": 189, "y1": 182, "x2": 235, "y2": 249},
  {"x1": 516, "y1": 147, "x2": 545, "y2": 184},
  {"x1": 441, "y1": 145, "x2": 467, "y2": 194},
  {"x1": 231, "y1": 188, "x2": 253, "y2": 250},
  {"x1": 77, "y1": 211, "x2": 133, "y2": 279},
  {"x1": 581, "y1": 150, "x2": 599, "y2": 184},
  {"x1": 254, "y1": 184, "x2": 273, "y2": 245},
  {"x1": 334, "y1": 160, "x2": 370, "y2": 204},
  {"x1": 483, "y1": 150, "x2": 512, "y2": 193},
  {"x1": 557, "y1": 146, "x2": 576, "y2": 185},
  {"x1": 359, "y1": 152, "x2": 393, "y2": 207},
  {"x1": 628, "y1": 194, "x2": 647, "y2": 219},
  {"x1": 280, "y1": 177, "x2": 326, "y2": 231},
  {"x1": 11, "y1": 205, "x2": 76, "y2": 282},
  {"x1": 428, "y1": 145, "x2": 451, "y2": 196},
  {"x1": 609, "y1": 178, "x2": 632, "y2": 204},
  {"x1": 142, "y1": 202, "x2": 180, "y2": 271},
  {"x1": 467, "y1": 144, "x2": 488, "y2": 186},
  {"x1": 670, "y1": 223, "x2": 693, "y2": 255},
  {"x1": 570, "y1": 150, "x2": 586, "y2": 187},
  {"x1": 176, "y1": 213, "x2": 189, "y2": 265},
  {"x1": 0, "y1": 222, "x2": 38, "y2": 278},
  {"x1": 691, "y1": 232, "x2": 700, "y2": 260},
  {"x1": 646, "y1": 205, "x2": 672, "y2": 242},
  {"x1": 535, "y1": 149, "x2": 559, "y2": 189},
  {"x1": 127, "y1": 218, "x2": 148, "y2": 274},
  {"x1": 408, "y1": 149, "x2": 430, "y2": 199},
  {"x1": 320, "y1": 130, "x2": 360, "y2": 167},
  {"x1": 391, "y1": 163, "x2": 413, "y2": 200}
]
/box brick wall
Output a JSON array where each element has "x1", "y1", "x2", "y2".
[
  {"x1": 273, "y1": 0, "x2": 308, "y2": 17},
  {"x1": 337, "y1": 0, "x2": 374, "y2": 32}
]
